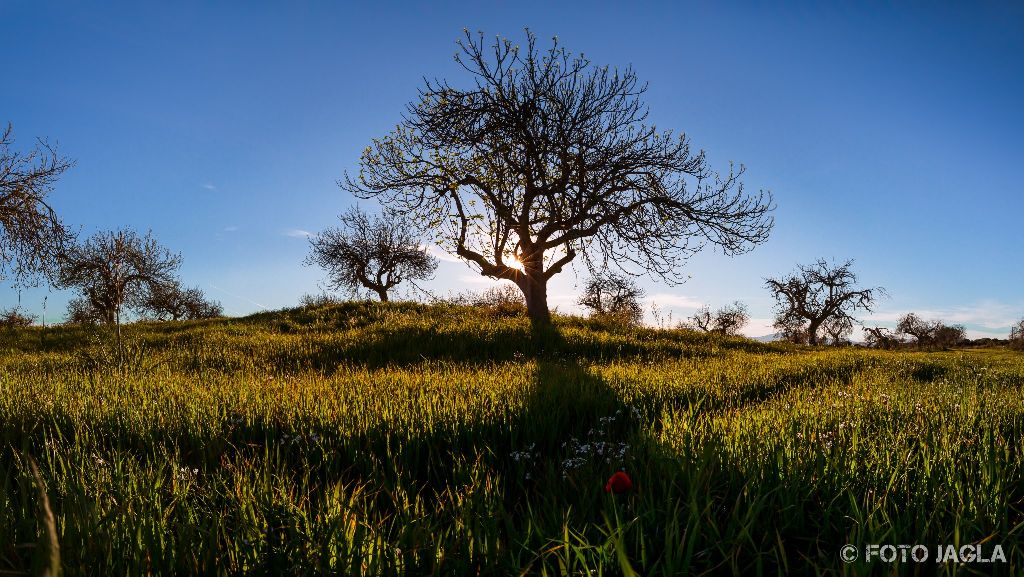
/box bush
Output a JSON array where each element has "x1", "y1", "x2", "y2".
[
  {"x1": 442, "y1": 284, "x2": 527, "y2": 318},
  {"x1": 299, "y1": 293, "x2": 343, "y2": 308}
]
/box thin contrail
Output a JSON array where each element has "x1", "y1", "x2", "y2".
[{"x1": 208, "y1": 284, "x2": 268, "y2": 311}]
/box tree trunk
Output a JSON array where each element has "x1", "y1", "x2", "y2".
[
  {"x1": 807, "y1": 319, "x2": 821, "y2": 346},
  {"x1": 521, "y1": 276, "x2": 550, "y2": 325},
  {"x1": 375, "y1": 288, "x2": 389, "y2": 302}
]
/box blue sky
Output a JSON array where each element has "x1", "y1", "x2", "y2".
[{"x1": 1, "y1": 1, "x2": 1021, "y2": 337}]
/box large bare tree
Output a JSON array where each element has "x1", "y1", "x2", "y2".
[
  {"x1": 765, "y1": 259, "x2": 882, "y2": 346},
  {"x1": 345, "y1": 30, "x2": 774, "y2": 324},
  {"x1": 0, "y1": 123, "x2": 75, "y2": 285},
  {"x1": 58, "y1": 229, "x2": 182, "y2": 338},
  {"x1": 305, "y1": 206, "x2": 438, "y2": 302}
]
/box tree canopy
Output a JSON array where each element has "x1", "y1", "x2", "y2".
[
  {"x1": 58, "y1": 229, "x2": 182, "y2": 326},
  {"x1": 305, "y1": 206, "x2": 437, "y2": 302},
  {"x1": 345, "y1": 30, "x2": 774, "y2": 323}
]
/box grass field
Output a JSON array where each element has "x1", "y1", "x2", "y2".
[{"x1": 1, "y1": 301, "x2": 1023, "y2": 575}]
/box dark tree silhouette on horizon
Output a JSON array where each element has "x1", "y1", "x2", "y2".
[
  {"x1": 765, "y1": 259, "x2": 882, "y2": 346},
  {"x1": 0, "y1": 123, "x2": 75, "y2": 285},
  {"x1": 58, "y1": 229, "x2": 182, "y2": 338},
  {"x1": 142, "y1": 282, "x2": 222, "y2": 320},
  {"x1": 897, "y1": 313, "x2": 966, "y2": 350},
  {"x1": 305, "y1": 206, "x2": 437, "y2": 302},
  {"x1": 345, "y1": 30, "x2": 774, "y2": 325},
  {"x1": 685, "y1": 301, "x2": 749, "y2": 336},
  {"x1": 578, "y1": 271, "x2": 645, "y2": 326}
]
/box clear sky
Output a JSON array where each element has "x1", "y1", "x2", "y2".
[{"x1": 2, "y1": 1, "x2": 1022, "y2": 338}]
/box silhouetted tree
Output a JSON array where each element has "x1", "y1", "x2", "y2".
[
  {"x1": 686, "y1": 306, "x2": 714, "y2": 332},
  {"x1": 863, "y1": 326, "x2": 900, "y2": 349},
  {"x1": 896, "y1": 313, "x2": 936, "y2": 348},
  {"x1": 0, "y1": 123, "x2": 75, "y2": 285},
  {"x1": 1010, "y1": 319, "x2": 1024, "y2": 351},
  {"x1": 578, "y1": 272, "x2": 645, "y2": 326},
  {"x1": 345, "y1": 30, "x2": 774, "y2": 325},
  {"x1": 775, "y1": 315, "x2": 810, "y2": 344},
  {"x1": 305, "y1": 207, "x2": 437, "y2": 302},
  {"x1": 896, "y1": 313, "x2": 965, "y2": 350},
  {"x1": 765, "y1": 259, "x2": 882, "y2": 346},
  {"x1": 0, "y1": 305, "x2": 35, "y2": 328},
  {"x1": 65, "y1": 297, "x2": 104, "y2": 325},
  {"x1": 821, "y1": 315, "x2": 853, "y2": 346},
  {"x1": 685, "y1": 301, "x2": 749, "y2": 336},
  {"x1": 142, "y1": 282, "x2": 222, "y2": 320},
  {"x1": 932, "y1": 323, "x2": 966, "y2": 349},
  {"x1": 58, "y1": 229, "x2": 182, "y2": 341}
]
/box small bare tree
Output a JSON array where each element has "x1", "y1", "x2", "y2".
[
  {"x1": 58, "y1": 229, "x2": 182, "y2": 342},
  {"x1": 896, "y1": 313, "x2": 936, "y2": 348},
  {"x1": 765, "y1": 259, "x2": 882, "y2": 346},
  {"x1": 65, "y1": 297, "x2": 105, "y2": 325},
  {"x1": 863, "y1": 326, "x2": 901, "y2": 349},
  {"x1": 821, "y1": 315, "x2": 854, "y2": 346},
  {"x1": 305, "y1": 207, "x2": 437, "y2": 302},
  {"x1": 142, "y1": 282, "x2": 222, "y2": 320},
  {"x1": 345, "y1": 30, "x2": 774, "y2": 325},
  {"x1": 684, "y1": 301, "x2": 749, "y2": 336},
  {"x1": 0, "y1": 305, "x2": 35, "y2": 328},
  {"x1": 896, "y1": 313, "x2": 965, "y2": 350},
  {"x1": 1, "y1": 123, "x2": 75, "y2": 285},
  {"x1": 774, "y1": 315, "x2": 809, "y2": 344},
  {"x1": 578, "y1": 272, "x2": 645, "y2": 326},
  {"x1": 1010, "y1": 319, "x2": 1024, "y2": 351},
  {"x1": 686, "y1": 305, "x2": 714, "y2": 332}
]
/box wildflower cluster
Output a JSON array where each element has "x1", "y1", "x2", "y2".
[{"x1": 560, "y1": 410, "x2": 631, "y2": 479}]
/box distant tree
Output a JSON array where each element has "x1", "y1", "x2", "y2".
[
  {"x1": 685, "y1": 301, "x2": 749, "y2": 336},
  {"x1": 686, "y1": 306, "x2": 714, "y2": 332},
  {"x1": 932, "y1": 323, "x2": 966, "y2": 349},
  {"x1": 895, "y1": 313, "x2": 936, "y2": 348},
  {"x1": 344, "y1": 30, "x2": 774, "y2": 325},
  {"x1": 142, "y1": 282, "x2": 222, "y2": 320},
  {"x1": 305, "y1": 206, "x2": 437, "y2": 302},
  {"x1": 775, "y1": 315, "x2": 810, "y2": 344},
  {"x1": 896, "y1": 313, "x2": 966, "y2": 350},
  {"x1": 578, "y1": 272, "x2": 645, "y2": 326},
  {"x1": 65, "y1": 297, "x2": 104, "y2": 325},
  {"x1": 58, "y1": 229, "x2": 182, "y2": 340},
  {"x1": 765, "y1": 259, "x2": 882, "y2": 346},
  {"x1": 0, "y1": 123, "x2": 75, "y2": 285},
  {"x1": 1010, "y1": 319, "x2": 1024, "y2": 351},
  {"x1": 0, "y1": 305, "x2": 35, "y2": 328},
  {"x1": 821, "y1": 315, "x2": 854, "y2": 346},
  {"x1": 863, "y1": 326, "x2": 900, "y2": 350}
]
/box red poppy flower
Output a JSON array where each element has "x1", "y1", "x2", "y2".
[{"x1": 605, "y1": 470, "x2": 633, "y2": 494}]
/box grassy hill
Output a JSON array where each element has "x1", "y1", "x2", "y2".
[{"x1": 1, "y1": 301, "x2": 1023, "y2": 575}]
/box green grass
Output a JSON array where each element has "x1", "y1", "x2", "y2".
[{"x1": 1, "y1": 301, "x2": 1023, "y2": 575}]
